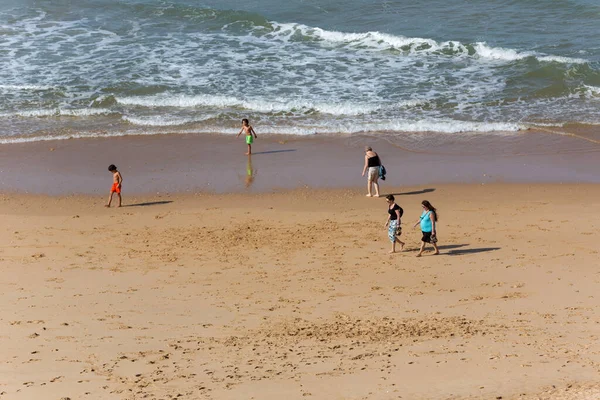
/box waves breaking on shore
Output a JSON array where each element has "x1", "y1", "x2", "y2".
[{"x1": 0, "y1": 1, "x2": 599, "y2": 143}]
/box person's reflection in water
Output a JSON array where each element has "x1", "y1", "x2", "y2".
[{"x1": 244, "y1": 154, "x2": 256, "y2": 188}]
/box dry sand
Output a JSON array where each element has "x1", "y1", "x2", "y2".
[{"x1": 1, "y1": 184, "x2": 599, "y2": 399}]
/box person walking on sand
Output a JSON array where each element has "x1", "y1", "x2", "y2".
[
  {"x1": 105, "y1": 164, "x2": 123, "y2": 207},
  {"x1": 413, "y1": 200, "x2": 439, "y2": 257},
  {"x1": 361, "y1": 146, "x2": 381, "y2": 197},
  {"x1": 237, "y1": 118, "x2": 257, "y2": 155},
  {"x1": 384, "y1": 195, "x2": 405, "y2": 253}
]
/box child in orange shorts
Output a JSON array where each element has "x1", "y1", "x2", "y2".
[{"x1": 106, "y1": 164, "x2": 123, "y2": 207}]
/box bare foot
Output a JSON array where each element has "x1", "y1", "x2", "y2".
[
  {"x1": 433, "y1": 251, "x2": 439, "y2": 255},
  {"x1": 374, "y1": 194, "x2": 380, "y2": 197},
  {"x1": 104, "y1": 205, "x2": 110, "y2": 208},
  {"x1": 244, "y1": 152, "x2": 250, "y2": 155},
  {"x1": 388, "y1": 250, "x2": 396, "y2": 254},
  {"x1": 416, "y1": 253, "x2": 422, "y2": 257},
  {"x1": 366, "y1": 194, "x2": 373, "y2": 197},
  {"x1": 400, "y1": 242, "x2": 405, "y2": 251},
  {"x1": 117, "y1": 205, "x2": 122, "y2": 208}
]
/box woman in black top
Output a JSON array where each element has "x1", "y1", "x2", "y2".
[
  {"x1": 361, "y1": 146, "x2": 381, "y2": 197},
  {"x1": 384, "y1": 195, "x2": 405, "y2": 253}
]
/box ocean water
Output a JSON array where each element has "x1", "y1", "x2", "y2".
[{"x1": 0, "y1": 0, "x2": 599, "y2": 143}]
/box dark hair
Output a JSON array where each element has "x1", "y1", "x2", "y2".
[
  {"x1": 385, "y1": 194, "x2": 395, "y2": 202},
  {"x1": 242, "y1": 118, "x2": 249, "y2": 124},
  {"x1": 422, "y1": 200, "x2": 438, "y2": 221},
  {"x1": 108, "y1": 164, "x2": 117, "y2": 171}
]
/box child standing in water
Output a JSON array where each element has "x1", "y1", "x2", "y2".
[
  {"x1": 237, "y1": 118, "x2": 257, "y2": 155},
  {"x1": 105, "y1": 164, "x2": 123, "y2": 207}
]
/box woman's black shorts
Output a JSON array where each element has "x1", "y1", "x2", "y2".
[{"x1": 421, "y1": 231, "x2": 432, "y2": 243}]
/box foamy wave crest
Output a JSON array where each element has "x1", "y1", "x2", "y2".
[
  {"x1": 122, "y1": 115, "x2": 213, "y2": 126},
  {"x1": 537, "y1": 55, "x2": 588, "y2": 64},
  {"x1": 0, "y1": 130, "x2": 158, "y2": 145},
  {"x1": 472, "y1": 43, "x2": 588, "y2": 64},
  {"x1": 526, "y1": 122, "x2": 565, "y2": 128},
  {"x1": 582, "y1": 85, "x2": 600, "y2": 98},
  {"x1": 0, "y1": 84, "x2": 56, "y2": 91},
  {"x1": 0, "y1": 119, "x2": 523, "y2": 144},
  {"x1": 567, "y1": 85, "x2": 600, "y2": 100},
  {"x1": 323, "y1": 120, "x2": 523, "y2": 134},
  {"x1": 273, "y1": 22, "x2": 456, "y2": 51},
  {"x1": 189, "y1": 120, "x2": 522, "y2": 135},
  {"x1": 0, "y1": 108, "x2": 116, "y2": 118},
  {"x1": 117, "y1": 94, "x2": 237, "y2": 108},
  {"x1": 470, "y1": 43, "x2": 526, "y2": 61},
  {"x1": 116, "y1": 95, "x2": 423, "y2": 116},
  {"x1": 270, "y1": 22, "x2": 588, "y2": 64}
]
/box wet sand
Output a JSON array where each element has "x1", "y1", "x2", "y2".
[
  {"x1": 0, "y1": 127, "x2": 599, "y2": 195},
  {"x1": 1, "y1": 184, "x2": 600, "y2": 399}
]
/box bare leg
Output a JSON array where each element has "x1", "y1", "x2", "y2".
[
  {"x1": 117, "y1": 193, "x2": 122, "y2": 207},
  {"x1": 245, "y1": 144, "x2": 251, "y2": 155},
  {"x1": 432, "y1": 241, "x2": 439, "y2": 255},
  {"x1": 397, "y1": 237, "x2": 405, "y2": 251},
  {"x1": 390, "y1": 241, "x2": 396, "y2": 253},
  {"x1": 373, "y1": 177, "x2": 380, "y2": 197},
  {"x1": 366, "y1": 180, "x2": 373, "y2": 197},
  {"x1": 106, "y1": 192, "x2": 113, "y2": 207},
  {"x1": 416, "y1": 241, "x2": 426, "y2": 257}
]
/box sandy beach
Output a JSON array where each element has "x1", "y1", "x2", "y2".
[
  {"x1": 1, "y1": 183, "x2": 599, "y2": 399},
  {"x1": 2, "y1": 1, "x2": 600, "y2": 398}
]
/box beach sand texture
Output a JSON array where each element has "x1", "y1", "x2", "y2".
[{"x1": 1, "y1": 184, "x2": 599, "y2": 399}]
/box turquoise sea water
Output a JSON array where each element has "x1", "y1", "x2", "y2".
[{"x1": 0, "y1": 0, "x2": 599, "y2": 142}]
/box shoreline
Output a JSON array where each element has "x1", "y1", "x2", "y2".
[
  {"x1": 1, "y1": 184, "x2": 599, "y2": 399},
  {"x1": 1, "y1": 181, "x2": 599, "y2": 210},
  {"x1": 0, "y1": 126, "x2": 599, "y2": 195}
]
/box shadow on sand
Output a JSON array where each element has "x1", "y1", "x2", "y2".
[
  {"x1": 443, "y1": 246, "x2": 501, "y2": 256},
  {"x1": 394, "y1": 188, "x2": 436, "y2": 196},
  {"x1": 382, "y1": 188, "x2": 435, "y2": 196},
  {"x1": 251, "y1": 149, "x2": 297, "y2": 155},
  {"x1": 124, "y1": 201, "x2": 173, "y2": 207},
  {"x1": 437, "y1": 244, "x2": 469, "y2": 251}
]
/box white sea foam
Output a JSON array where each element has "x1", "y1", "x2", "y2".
[
  {"x1": 566, "y1": 85, "x2": 600, "y2": 100},
  {"x1": 274, "y1": 22, "x2": 445, "y2": 52},
  {"x1": 0, "y1": 108, "x2": 115, "y2": 118},
  {"x1": 526, "y1": 122, "x2": 565, "y2": 128},
  {"x1": 538, "y1": 55, "x2": 588, "y2": 64},
  {"x1": 116, "y1": 94, "x2": 238, "y2": 108},
  {"x1": 471, "y1": 43, "x2": 527, "y2": 61},
  {"x1": 471, "y1": 43, "x2": 590, "y2": 63},
  {"x1": 320, "y1": 120, "x2": 523, "y2": 134},
  {"x1": 122, "y1": 115, "x2": 214, "y2": 126},
  {"x1": 115, "y1": 94, "x2": 424, "y2": 116},
  {"x1": 270, "y1": 22, "x2": 588, "y2": 65},
  {"x1": 0, "y1": 84, "x2": 56, "y2": 91},
  {"x1": 0, "y1": 118, "x2": 525, "y2": 145},
  {"x1": 582, "y1": 85, "x2": 600, "y2": 98},
  {"x1": 0, "y1": 130, "x2": 151, "y2": 145}
]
